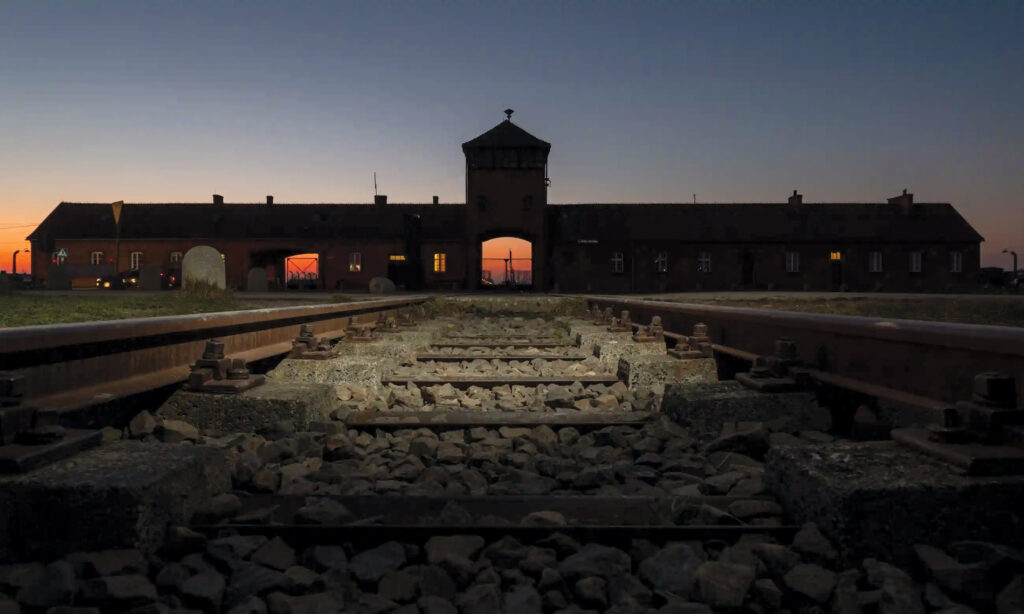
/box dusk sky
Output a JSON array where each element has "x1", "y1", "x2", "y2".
[{"x1": 1, "y1": 1, "x2": 1021, "y2": 274}]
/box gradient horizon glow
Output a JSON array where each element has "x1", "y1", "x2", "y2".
[{"x1": 2, "y1": 2, "x2": 1021, "y2": 275}]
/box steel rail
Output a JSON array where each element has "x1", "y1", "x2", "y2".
[
  {"x1": 582, "y1": 295, "x2": 1024, "y2": 411},
  {"x1": 0, "y1": 296, "x2": 429, "y2": 414}
]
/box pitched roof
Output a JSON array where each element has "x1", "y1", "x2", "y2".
[
  {"x1": 27, "y1": 202, "x2": 466, "y2": 242},
  {"x1": 462, "y1": 120, "x2": 551, "y2": 151},
  {"x1": 549, "y1": 202, "x2": 984, "y2": 244}
]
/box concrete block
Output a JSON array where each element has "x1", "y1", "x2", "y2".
[
  {"x1": 662, "y1": 381, "x2": 829, "y2": 435},
  {"x1": 267, "y1": 356, "x2": 387, "y2": 393},
  {"x1": 157, "y1": 382, "x2": 336, "y2": 434},
  {"x1": 593, "y1": 338, "x2": 665, "y2": 369},
  {"x1": 765, "y1": 440, "x2": 1024, "y2": 568},
  {"x1": 576, "y1": 330, "x2": 633, "y2": 358},
  {"x1": 0, "y1": 441, "x2": 230, "y2": 561},
  {"x1": 618, "y1": 354, "x2": 718, "y2": 390}
]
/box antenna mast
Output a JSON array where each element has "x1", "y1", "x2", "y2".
[{"x1": 374, "y1": 172, "x2": 378, "y2": 197}]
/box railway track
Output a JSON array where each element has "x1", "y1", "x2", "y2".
[{"x1": 0, "y1": 295, "x2": 1022, "y2": 613}]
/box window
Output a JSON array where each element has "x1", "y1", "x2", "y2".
[
  {"x1": 869, "y1": 251, "x2": 883, "y2": 273},
  {"x1": 130, "y1": 252, "x2": 143, "y2": 269},
  {"x1": 786, "y1": 251, "x2": 800, "y2": 273},
  {"x1": 433, "y1": 252, "x2": 447, "y2": 273},
  {"x1": 169, "y1": 251, "x2": 183, "y2": 264},
  {"x1": 389, "y1": 254, "x2": 407, "y2": 262},
  {"x1": 950, "y1": 251, "x2": 963, "y2": 273},
  {"x1": 523, "y1": 195, "x2": 533, "y2": 211},
  {"x1": 830, "y1": 250, "x2": 842, "y2": 262},
  {"x1": 611, "y1": 252, "x2": 624, "y2": 273},
  {"x1": 698, "y1": 251, "x2": 712, "y2": 273},
  {"x1": 90, "y1": 251, "x2": 104, "y2": 265},
  {"x1": 655, "y1": 251, "x2": 668, "y2": 273},
  {"x1": 910, "y1": 251, "x2": 922, "y2": 274},
  {"x1": 348, "y1": 252, "x2": 362, "y2": 272}
]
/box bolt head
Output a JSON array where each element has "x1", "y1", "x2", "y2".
[
  {"x1": 203, "y1": 339, "x2": 226, "y2": 360},
  {"x1": 972, "y1": 372, "x2": 1017, "y2": 408}
]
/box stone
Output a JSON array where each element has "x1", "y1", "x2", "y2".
[
  {"x1": 266, "y1": 591, "x2": 344, "y2": 613},
  {"x1": 16, "y1": 561, "x2": 76, "y2": 609},
  {"x1": 914, "y1": 544, "x2": 993, "y2": 601},
  {"x1": 158, "y1": 382, "x2": 337, "y2": 435},
  {"x1": 863, "y1": 558, "x2": 925, "y2": 614},
  {"x1": 251, "y1": 537, "x2": 296, "y2": 571},
  {"x1": 997, "y1": 575, "x2": 1024, "y2": 614},
  {"x1": 180, "y1": 571, "x2": 226, "y2": 611},
  {"x1": 303, "y1": 546, "x2": 347, "y2": 572},
  {"x1": 418, "y1": 566, "x2": 457, "y2": 600},
  {"x1": 378, "y1": 569, "x2": 418, "y2": 602},
  {"x1": 574, "y1": 576, "x2": 607, "y2": 608},
  {"x1": 247, "y1": 267, "x2": 268, "y2": 292},
  {"x1": 157, "y1": 419, "x2": 199, "y2": 443},
  {"x1": 78, "y1": 549, "x2": 148, "y2": 577},
  {"x1": 194, "y1": 493, "x2": 242, "y2": 523},
  {"x1": 521, "y1": 510, "x2": 567, "y2": 527},
  {"x1": 424, "y1": 535, "x2": 485, "y2": 564},
  {"x1": 692, "y1": 562, "x2": 755, "y2": 610},
  {"x1": 418, "y1": 595, "x2": 458, "y2": 614},
  {"x1": 223, "y1": 563, "x2": 292, "y2": 609},
  {"x1": 503, "y1": 586, "x2": 542, "y2": 614},
  {"x1": 369, "y1": 277, "x2": 397, "y2": 294},
  {"x1": 752, "y1": 578, "x2": 783, "y2": 610},
  {"x1": 558, "y1": 544, "x2": 631, "y2": 582},
  {"x1": 784, "y1": 563, "x2": 836, "y2": 603},
  {"x1": 294, "y1": 497, "x2": 352, "y2": 525},
  {"x1": 154, "y1": 562, "x2": 190, "y2": 591},
  {"x1": 226, "y1": 596, "x2": 268, "y2": 614},
  {"x1": 80, "y1": 574, "x2": 157, "y2": 608},
  {"x1": 182, "y1": 246, "x2": 226, "y2": 289},
  {"x1": 0, "y1": 442, "x2": 230, "y2": 560},
  {"x1": 638, "y1": 542, "x2": 703, "y2": 594},
  {"x1": 455, "y1": 583, "x2": 501, "y2": 614},
  {"x1": 350, "y1": 542, "x2": 407, "y2": 583},
  {"x1": 792, "y1": 522, "x2": 838, "y2": 564},
  {"x1": 128, "y1": 411, "x2": 158, "y2": 439}
]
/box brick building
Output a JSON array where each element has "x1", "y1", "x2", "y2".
[{"x1": 28, "y1": 113, "x2": 983, "y2": 292}]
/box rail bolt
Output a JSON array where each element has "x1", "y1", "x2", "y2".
[
  {"x1": 620, "y1": 310, "x2": 630, "y2": 322},
  {"x1": 299, "y1": 323, "x2": 315, "y2": 337},
  {"x1": 971, "y1": 372, "x2": 1017, "y2": 408},
  {"x1": 227, "y1": 358, "x2": 251, "y2": 380},
  {"x1": 0, "y1": 372, "x2": 26, "y2": 400},
  {"x1": 774, "y1": 338, "x2": 798, "y2": 361},
  {"x1": 693, "y1": 323, "x2": 708, "y2": 337},
  {"x1": 202, "y1": 340, "x2": 226, "y2": 360}
]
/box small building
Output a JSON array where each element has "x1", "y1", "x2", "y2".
[{"x1": 28, "y1": 113, "x2": 983, "y2": 292}]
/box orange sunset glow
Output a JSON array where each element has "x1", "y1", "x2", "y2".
[{"x1": 482, "y1": 237, "x2": 532, "y2": 284}]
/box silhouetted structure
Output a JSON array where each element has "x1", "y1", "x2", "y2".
[{"x1": 28, "y1": 113, "x2": 982, "y2": 292}]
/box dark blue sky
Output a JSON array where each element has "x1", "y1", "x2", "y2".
[{"x1": 1, "y1": 1, "x2": 1021, "y2": 267}]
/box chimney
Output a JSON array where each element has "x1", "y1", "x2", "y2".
[
  {"x1": 887, "y1": 189, "x2": 914, "y2": 213},
  {"x1": 374, "y1": 194, "x2": 387, "y2": 205},
  {"x1": 213, "y1": 194, "x2": 224, "y2": 205},
  {"x1": 788, "y1": 190, "x2": 803, "y2": 205},
  {"x1": 266, "y1": 195, "x2": 274, "y2": 205},
  {"x1": 432, "y1": 195, "x2": 439, "y2": 205}
]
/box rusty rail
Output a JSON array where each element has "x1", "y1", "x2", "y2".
[
  {"x1": 583, "y1": 295, "x2": 1024, "y2": 410},
  {"x1": 0, "y1": 296, "x2": 429, "y2": 413}
]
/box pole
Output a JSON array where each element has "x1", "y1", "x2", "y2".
[
  {"x1": 12, "y1": 250, "x2": 18, "y2": 276},
  {"x1": 115, "y1": 218, "x2": 120, "y2": 276}
]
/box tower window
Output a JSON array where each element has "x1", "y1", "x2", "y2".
[
  {"x1": 655, "y1": 252, "x2": 668, "y2": 273},
  {"x1": 389, "y1": 254, "x2": 406, "y2": 262},
  {"x1": 830, "y1": 250, "x2": 842, "y2": 261},
  {"x1": 950, "y1": 251, "x2": 963, "y2": 273},
  {"x1": 170, "y1": 251, "x2": 183, "y2": 264},
  {"x1": 869, "y1": 251, "x2": 883, "y2": 273},
  {"x1": 130, "y1": 251, "x2": 143, "y2": 269},
  {"x1": 611, "y1": 252, "x2": 624, "y2": 274}
]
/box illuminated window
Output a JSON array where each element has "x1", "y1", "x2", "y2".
[
  {"x1": 130, "y1": 251, "x2": 143, "y2": 269},
  {"x1": 698, "y1": 251, "x2": 712, "y2": 273},
  {"x1": 786, "y1": 251, "x2": 800, "y2": 273},
  {"x1": 910, "y1": 251, "x2": 922, "y2": 273},
  {"x1": 389, "y1": 254, "x2": 407, "y2": 262},
  {"x1": 90, "y1": 251, "x2": 104, "y2": 265},
  {"x1": 655, "y1": 251, "x2": 668, "y2": 273},
  {"x1": 348, "y1": 252, "x2": 362, "y2": 272},
  {"x1": 170, "y1": 251, "x2": 183, "y2": 264},
  {"x1": 433, "y1": 252, "x2": 447, "y2": 273},
  {"x1": 830, "y1": 251, "x2": 842, "y2": 262},
  {"x1": 869, "y1": 251, "x2": 883, "y2": 273},
  {"x1": 950, "y1": 251, "x2": 963, "y2": 273},
  {"x1": 612, "y1": 252, "x2": 624, "y2": 273}
]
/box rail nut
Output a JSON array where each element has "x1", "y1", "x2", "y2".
[
  {"x1": 299, "y1": 323, "x2": 315, "y2": 338},
  {"x1": 693, "y1": 323, "x2": 709, "y2": 338},
  {"x1": 972, "y1": 372, "x2": 1017, "y2": 409},
  {"x1": 0, "y1": 372, "x2": 26, "y2": 407},
  {"x1": 774, "y1": 338, "x2": 798, "y2": 362},
  {"x1": 227, "y1": 359, "x2": 251, "y2": 380},
  {"x1": 202, "y1": 340, "x2": 226, "y2": 361}
]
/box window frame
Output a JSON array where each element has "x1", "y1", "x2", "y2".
[
  {"x1": 348, "y1": 252, "x2": 362, "y2": 273},
  {"x1": 169, "y1": 251, "x2": 183, "y2": 264},
  {"x1": 868, "y1": 250, "x2": 883, "y2": 273},
  {"x1": 698, "y1": 250, "x2": 712, "y2": 274},
  {"x1": 433, "y1": 252, "x2": 447, "y2": 273},
  {"x1": 90, "y1": 251, "x2": 104, "y2": 265},
  {"x1": 909, "y1": 251, "x2": 923, "y2": 274},
  {"x1": 785, "y1": 251, "x2": 800, "y2": 273},
  {"x1": 950, "y1": 250, "x2": 963, "y2": 273},
  {"x1": 130, "y1": 251, "x2": 143, "y2": 269},
  {"x1": 655, "y1": 251, "x2": 668, "y2": 274},
  {"x1": 611, "y1": 251, "x2": 624, "y2": 274}
]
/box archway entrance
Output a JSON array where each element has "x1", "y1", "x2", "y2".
[
  {"x1": 481, "y1": 237, "x2": 532, "y2": 289},
  {"x1": 285, "y1": 253, "x2": 319, "y2": 290}
]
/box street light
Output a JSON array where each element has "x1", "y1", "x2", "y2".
[
  {"x1": 1003, "y1": 249, "x2": 1018, "y2": 277},
  {"x1": 12, "y1": 249, "x2": 28, "y2": 276}
]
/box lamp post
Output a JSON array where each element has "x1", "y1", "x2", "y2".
[
  {"x1": 1003, "y1": 249, "x2": 1018, "y2": 275},
  {"x1": 12, "y1": 249, "x2": 28, "y2": 276}
]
